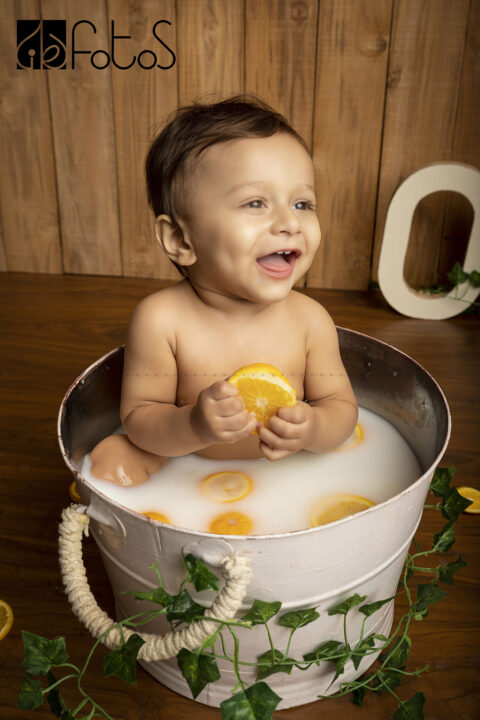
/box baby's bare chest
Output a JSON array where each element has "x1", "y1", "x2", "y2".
[{"x1": 173, "y1": 317, "x2": 308, "y2": 405}]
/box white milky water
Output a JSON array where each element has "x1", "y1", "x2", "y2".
[{"x1": 80, "y1": 407, "x2": 421, "y2": 535}]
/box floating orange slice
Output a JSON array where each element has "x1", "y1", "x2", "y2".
[
  {"x1": 143, "y1": 511, "x2": 171, "y2": 524},
  {"x1": 309, "y1": 494, "x2": 375, "y2": 527},
  {"x1": 457, "y1": 486, "x2": 480, "y2": 513},
  {"x1": 208, "y1": 511, "x2": 253, "y2": 536},
  {"x1": 69, "y1": 480, "x2": 81, "y2": 503},
  {"x1": 228, "y1": 363, "x2": 296, "y2": 429},
  {"x1": 334, "y1": 423, "x2": 364, "y2": 452},
  {"x1": 0, "y1": 599, "x2": 13, "y2": 640},
  {"x1": 201, "y1": 471, "x2": 253, "y2": 503}
]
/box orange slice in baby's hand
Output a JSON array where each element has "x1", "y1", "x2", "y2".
[
  {"x1": 309, "y1": 494, "x2": 375, "y2": 528},
  {"x1": 0, "y1": 599, "x2": 13, "y2": 640},
  {"x1": 143, "y1": 511, "x2": 170, "y2": 524},
  {"x1": 334, "y1": 424, "x2": 364, "y2": 452},
  {"x1": 228, "y1": 363, "x2": 296, "y2": 429},
  {"x1": 201, "y1": 471, "x2": 253, "y2": 503},
  {"x1": 208, "y1": 511, "x2": 253, "y2": 536},
  {"x1": 457, "y1": 486, "x2": 480, "y2": 513}
]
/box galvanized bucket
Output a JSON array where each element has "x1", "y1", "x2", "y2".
[{"x1": 57, "y1": 328, "x2": 450, "y2": 709}]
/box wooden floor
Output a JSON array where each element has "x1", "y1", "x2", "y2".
[{"x1": 0, "y1": 273, "x2": 478, "y2": 720}]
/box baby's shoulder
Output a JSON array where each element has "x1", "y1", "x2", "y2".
[
  {"x1": 127, "y1": 281, "x2": 191, "y2": 341},
  {"x1": 287, "y1": 290, "x2": 335, "y2": 328}
]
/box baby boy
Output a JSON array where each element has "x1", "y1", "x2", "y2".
[{"x1": 91, "y1": 96, "x2": 358, "y2": 486}]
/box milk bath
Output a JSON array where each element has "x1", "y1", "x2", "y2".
[{"x1": 80, "y1": 407, "x2": 421, "y2": 535}]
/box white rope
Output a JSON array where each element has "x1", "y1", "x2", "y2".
[{"x1": 58, "y1": 504, "x2": 251, "y2": 661}]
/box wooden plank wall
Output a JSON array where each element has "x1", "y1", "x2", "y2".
[{"x1": 1, "y1": 0, "x2": 478, "y2": 289}]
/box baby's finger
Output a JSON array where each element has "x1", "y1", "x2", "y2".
[
  {"x1": 216, "y1": 394, "x2": 245, "y2": 417},
  {"x1": 259, "y1": 441, "x2": 294, "y2": 461},
  {"x1": 267, "y1": 413, "x2": 302, "y2": 439},
  {"x1": 276, "y1": 404, "x2": 306, "y2": 423},
  {"x1": 257, "y1": 423, "x2": 299, "y2": 449},
  {"x1": 208, "y1": 380, "x2": 239, "y2": 401}
]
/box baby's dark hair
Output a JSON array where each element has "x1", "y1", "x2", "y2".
[{"x1": 145, "y1": 95, "x2": 308, "y2": 275}]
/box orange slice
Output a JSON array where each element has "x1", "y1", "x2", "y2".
[
  {"x1": 228, "y1": 363, "x2": 296, "y2": 428},
  {"x1": 309, "y1": 494, "x2": 375, "y2": 527},
  {"x1": 201, "y1": 471, "x2": 253, "y2": 503},
  {"x1": 143, "y1": 511, "x2": 171, "y2": 524},
  {"x1": 0, "y1": 599, "x2": 13, "y2": 640},
  {"x1": 457, "y1": 486, "x2": 480, "y2": 513},
  {"x1": 69, "y1": 480, "x2": 81, "y2": 503},
  {"x1": 334, "y1": 423, "x2": 364, "y2": 451},
  {"x1": 208, "y1": 511, "x2": 253, "y2": 535}
]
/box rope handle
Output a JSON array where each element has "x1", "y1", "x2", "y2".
[{"x1": 58, "y1": 504, "x2": 252, "y2": 661}]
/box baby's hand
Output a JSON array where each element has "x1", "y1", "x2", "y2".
[
  {"x1": 257, "y1": 401, "x2": 315, "y2": 461},
  {"x1": 190, "y1": 381, "x2": 258, "y2": 445}
]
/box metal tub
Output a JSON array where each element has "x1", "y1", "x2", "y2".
[{"x1": 58, "y1": 328, "x2": 450, "y2": 709}]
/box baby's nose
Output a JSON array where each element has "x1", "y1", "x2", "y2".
[{"x1": 270, "y1": 205, "x2": 301, "y2": 234}]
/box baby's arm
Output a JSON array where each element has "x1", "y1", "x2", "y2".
[
  {"x1": 258, "y1": 300, "x2": 358, "y2": 460},
  {"x1": 120, "y1": 295, "x2": 256, "y2": 457}
]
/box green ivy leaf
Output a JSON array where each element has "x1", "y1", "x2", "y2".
[
  {"x1": 352, "y1": 634, "x2": 375, "y2": 670},
  {"x1": 438, "y1": 555, "x2": 467, "y2": 585},
  {"x1": 328, "y1": 594, "x2": 367, "y2": 616},
  {"x1": 125, "y1": 587, "x2": 172, "y2": 606},
  {"x1": 373, "y1": 668, "x2": 403, "y2": 693},
  {"x1": 447, "y1": 262, "x2": 469, "y2": 287},
  {"x1": 59, "y1": 712, "x2": 75, "y2": 720},
  {"x1": 392, "y1": 691, "x2": 426, "y2": 719},
  {"x1": 442, "y1": 487, "x2": 473, "y2": 520},
  {"x1": 103, "y1": 633, "x2": 145, "y2": 685},
  {"x1": 468, "y1": 269, "x2": 480, "y2": 287},
  {"x1": 166, "y1": 589, "x2": 205, "y2": 624},
  {"x1": 256, "y1": 649, "x2": 293, "y2": 680},
  {"x1": 433, "y1": 521, "x2": 456, "y2": 553},
  {"x1": 220, "y1": 681, "x2": 281, "y2": 720},
  {"x1": 380, "y1": 636, "x2": 411, "y2": 669},
  {"x1": 303, "y1": 639, "x2": 343, "y2": 665},
  {"x1": 177, "y1": 648, "x2": 220, "y2": 699},
  {"x1": 21, "y1": 632, "x2": 69, "y2": 675},
  {"x1": 242, "y1": 600, "x2": 282, "y2": 626},
  {"x1": 277, "y1": 607, "x2": 319, "y2": 629},
  {"x1": 359, "y1": 597, "x2": 393, "y2": 617},
  {"x1": 183, "y1": 554, "x2": 220, "y2": 592},
  {"x1": 351, "y1": 685, "x2": 366, "y2": 706},
  {"x1": 17, "y1": 672, "x2": 44, "y2": 710},
  {"x1": 413, "y1": 583, "x2": 448, "y2": 620},
  {"x1": 430, "y1": 467, "x2": 456, "y2": 499},
  {"x1": 46, "y1": 671, "x2": 68, "y2": 717}
]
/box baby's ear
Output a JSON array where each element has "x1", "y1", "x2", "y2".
[{"x1": 155, "y1": 215, "x2": 197, "y2": 266}]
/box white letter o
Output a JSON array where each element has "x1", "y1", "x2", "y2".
[{"x1": 378, "y1": 163, "x2": 480, "y2": 319}]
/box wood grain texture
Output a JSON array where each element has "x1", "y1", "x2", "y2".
[
  {"x1": 108, "y1": 0, "x2": 179, "y2": 280},
  {"x1": 176, "y1": 0, "x2": 244, "y2": 105},
  {"x1": 1, "y1": 1, "x2": 479, "y2": 287},
  {"x1": 371, "y1": 0, "x2": 471, "y2": 288},
  {"x1": 0, "y1": 0, "x2": 62, "y2": 273},
  {"x1": 307, "y1": 0, "x2": 392, "y2": 290},
  {"x1": 44, "y1": 0, "x2": 122, "y2": 275},
  {"x1": 437, "y1": 0, "x2": 480, "y2": 284},
  {"x1": 245, "y1": 0, "x2": 318, "y2": 148},
  {"x1": 0, "y1": 273, "x2": 478, "y2": 719}
]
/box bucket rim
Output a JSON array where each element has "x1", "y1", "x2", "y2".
[{"x1": 57, "y1": 328, "x2": 451, "y2": 541}]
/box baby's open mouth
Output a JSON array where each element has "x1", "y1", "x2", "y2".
[{"x1": 256, "y1": 250, "x2": 300, "y2": 278}]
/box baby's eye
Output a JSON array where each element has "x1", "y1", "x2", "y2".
[
  {"x1": 245, "y1": 199, "x2": 265, "y2": 209},
  {"x1": 294, "y1": 200, "x2": 315, "y2": 211}
]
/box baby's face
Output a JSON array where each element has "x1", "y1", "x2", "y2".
[{"x1": 182, "y1": 133, "x2": 321, "y2": 306}]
